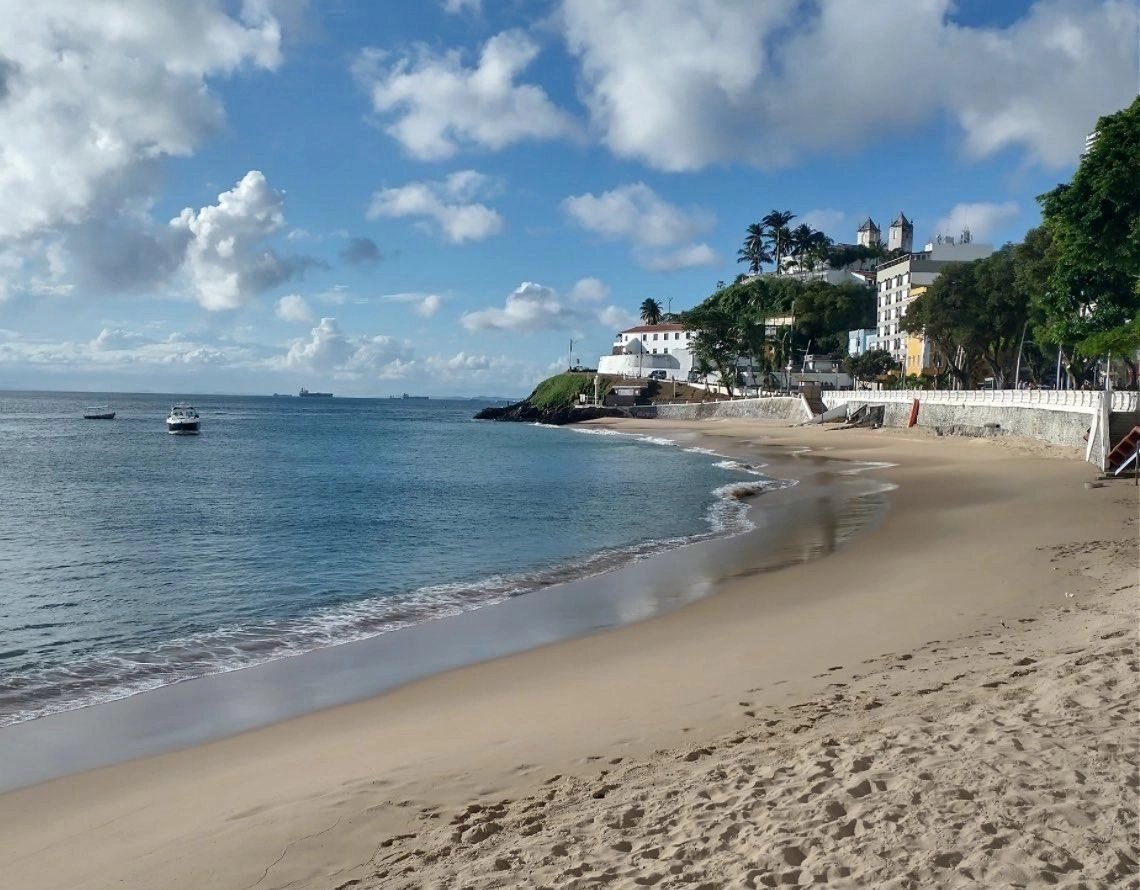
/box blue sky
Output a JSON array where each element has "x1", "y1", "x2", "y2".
[{"x1": 0, "y1": 0, "x2": 1135, "y2": 397}]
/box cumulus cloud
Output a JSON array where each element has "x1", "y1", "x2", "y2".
[
  {"x1": 563, "y1": 183, "x2": 715, "y2": 271},
  {"x1": 933, "y1": 201, "x2": 1020, "y2": 243},
  {"x1": 598, "y1": 305, "x2": 639, "y2": 329},
  {"x1": 340, "y1": 237, "x2": 383, "y2": 265},
  {"x1": 355, "y1": 31, "x2": 578, "y2": 160},
  {"x1": 0, "y1": 1, "x2": 282, "y2": 243},
  {"x1": 276, "y1": 294, "x2": 313, "y2": 323},
  {"x1": 568, "y1": 277, "x2": 610, "y2": 303},
  {"x1": 382, "y1": 292, "x2": 444, "y2": 317},
  {"x1": 170, "y1": 171, "x2": 322, "y2": 310},
  {"x1": 0, "y1": 327, "x2": 270, "y2": 371},
  {"x1": 641, "y1": 243, "x2": 720, "y2": 273},
  {"x1": 800, "y1": 209, "x2": 848, "y2": 239},
  {"x1": 563, "y1": 183, "x2": 711, "y2": 247},
  {"x1": 460, "y1": 281, "x2": 580, "y2": 332},
  {"x1": 284, "y1": 317, "x2": 414, "y2": 377},
  {"x1": 442, "y1": 0, "x2": 482, "y2": 12},
  {"x1": 559, "y1": 0, "x2": 1137, "y2": 171},
  {"x1": 368, "y1": 171, "x2": 504, "y2": 244}
]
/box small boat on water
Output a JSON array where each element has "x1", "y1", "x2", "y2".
[
  {"x1": 166, "y1": 405, "x2": 200, "y2": 434},
  {"x1": 82, "y1": 406, "x2": 116, "y2": 420}
]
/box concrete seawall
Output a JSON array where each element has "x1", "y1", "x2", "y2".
[
  {"x1": 627, "y1": 389, "x2": 1138, "y2": 470},
  {"x1": 645, "y1": 397, "x2": 810, "y2": 424}
]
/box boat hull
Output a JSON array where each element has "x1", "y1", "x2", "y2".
[
  {"x1": 83, "y1": 413, "x2": 116, "y2": 420},
  {"x1": 166, "y1": 422, "x2": 200, "y2": 434}
]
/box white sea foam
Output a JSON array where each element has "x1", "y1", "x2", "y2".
[{"x1": 0, "y1": 421, "x2": 794, "y2": 728}]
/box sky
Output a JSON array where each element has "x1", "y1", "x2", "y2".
[{"x1": 0, "y1": 0, "x2": 1136, "y2": 398}]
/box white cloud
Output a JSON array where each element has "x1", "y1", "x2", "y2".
[
  {"x1": 563, "y1": 183, "x2": 711, "y2": 247},
  {"x1": 800, "y1": 209, "x2": 848, "y2": 238},
  {"x1": 933, "y1": 201, "x2": 1020, "y2": 243},
  {"x1": 442, "y1": 0, "x2": 482, "y2": 12},
  {"x1": 368, "y1": 171, "x2": 504, "y2": 244},
  {"x1": 568, "y1": 276, "x2": 610, "y2": 303},
  {"x1": 284, "y1": 317, "x2": 414, "y2": 377},
  {"x1": 559, "y1": 0, "x2": 1138, "y2": 171},
  {"x1": 641, "y1": 243, "x2": 720, "y2": 273},
  {"x1": 0, "y1": 1, "x2": 282, "y2": 243},
  {"x1": 460, "y1": 281, "x2": 579, "y2": 332},
  {"x1": 171, "y1": 171, "x2": 320, "y2": 310},
  {"x1": 382, "y1": 292, "x2": 444, "y2": 317},
  {"x1": 276, "y1": 294, "x2": 313, "y2": 323},
  {"x1": 598, "y1": 305, "x2": 639, "y2": 329},
  {"x1": 356, "y1": 31, "x2": 578, "y2": 160}
]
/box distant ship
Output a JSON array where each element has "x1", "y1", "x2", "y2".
[
  {"x1": 299, "y1": 388, "x2": 333, "y2": 398},
  {"x1": 390, "y1": 393, "x2": 429, "y2": 400}
]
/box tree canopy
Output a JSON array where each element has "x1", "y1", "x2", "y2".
[
  {"x1": 1037, "y1": 96, "x2": 1139, "y2": 358},
  {"x1": 639, "y1": 298, "x2": 663, "y2": 326}
]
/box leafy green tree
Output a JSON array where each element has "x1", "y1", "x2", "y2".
[
  {"x1": 902, "y1": 247, "x2": 1035, "y2": 388},
  {"x1": 791, "y1": 281, "x2": 876, "y2": 355},
  {"x1": 684, "y1": 303, "x2": 746, "y2": 396},
  {"x1": 844, "y1": 349, "x2": 897, "y2": 381},
  {"x1": 639, "y1": 298, "x2": 663, "y2": 326},
  {"x1": 1037, "y1": 97, "x2": 1139, "y2": 381},
  {"x1": 827, "y1": 243, "x2": 883, "y2": 271}
]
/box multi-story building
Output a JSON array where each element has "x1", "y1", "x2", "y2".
[
  {"x1": 875, "y1": 241, "x2": 994, "y2": 362},
  {"x1": 848, "y1": 328, "x2": 878, "y2": 357}
]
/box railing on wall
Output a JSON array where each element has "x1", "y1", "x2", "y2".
[{"x1": 821, "y1": 388, "x2": 1138, "y2": 414}]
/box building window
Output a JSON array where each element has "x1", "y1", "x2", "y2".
[
  {"x1": 675, "y1": 332, "x2": 681, "y2": 339},
  {"x1": 641, "y1": 334, "x2": 646, "y2": 340},
  {"x1": 651, "y1": 348, "x2": 657, "y2": 354},
  {"x1": 652, "y1": 333, "x2": 658, "y2": 340},
  {"x1": 663, "y1": 347, "x2": 669, "y2": 354}
]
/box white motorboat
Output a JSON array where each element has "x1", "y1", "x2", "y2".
[
  {"x1": 82, "y1": 406, "x2": 116, "y2": 420},
  {"x1": 166, "y1": 405, "x2": 200, "y2": 434}
]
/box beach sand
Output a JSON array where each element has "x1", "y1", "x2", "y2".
[{"x1": 0, "y1": 420, "x2": 1136, "y2": 889}]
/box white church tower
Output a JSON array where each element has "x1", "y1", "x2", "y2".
[
  {"x1": 856, "y1": 218, "x2": 881, "y2": 249},
  {"x1": 888, "y1": 212, "x2": 913, "y2": 253}
]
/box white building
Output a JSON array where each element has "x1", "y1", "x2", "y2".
[
  {"x1": 875, "y1": 240, "x2": 994, "y2": 361},
  {"x1": 598, "y1": 323, "x2": 697, "y2": 381}
]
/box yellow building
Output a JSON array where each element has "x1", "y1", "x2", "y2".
[{"x1": 903, "y1": 285, "x2": 933, "y2": 376}]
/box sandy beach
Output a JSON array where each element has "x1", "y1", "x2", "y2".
[{"x1": 1, "y1": 419, "x2": 1136, "y2": 889}]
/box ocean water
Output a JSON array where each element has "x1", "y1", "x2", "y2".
[{"x1": 0, "y1": 391, "x2": 782, "y2": 726}]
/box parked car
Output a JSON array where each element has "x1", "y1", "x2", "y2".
[{"x1": 647, "y1": 370, "x2": 667, "y2": 380}]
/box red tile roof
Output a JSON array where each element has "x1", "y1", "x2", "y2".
[{"x1": 620, "y1": 323, "x2": 687, "y2": 334}]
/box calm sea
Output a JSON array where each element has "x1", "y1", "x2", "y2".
[{"x1": 0, "y1": 391, "x2": 782, "y2": 726}]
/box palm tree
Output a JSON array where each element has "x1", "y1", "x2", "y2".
[
  {"x1": 788, "y1": 224, "x2": 832, "y2": 273},
  {"x1": 761, "y1": 210, "x2": 796, "y2": 273},
  {"x1": 736, "y1": 222, "x2": 771, "y2": 275},
  {"x1": 639, "y1": 298, "x2": 663, "y2": 326}
]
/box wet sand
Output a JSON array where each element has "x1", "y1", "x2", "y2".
[{"x1": 0, "y1": 419, "x2": 1135, "y2": 889}]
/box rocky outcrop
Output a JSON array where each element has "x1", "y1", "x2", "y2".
[{"x1": 474, "y1": 402, "x2": 626, "y2": 425}]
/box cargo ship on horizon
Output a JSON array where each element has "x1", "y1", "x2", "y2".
[{"x1": 299, "y1": 387, "x2": 333, "y2": 397}]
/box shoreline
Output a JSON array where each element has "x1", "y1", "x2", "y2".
[
  {"x1": 0, "y1": 421, "x2": 794, "y2": 733},
  {"x1": 0, "y1": 424, "x2": 884, "y2": 790},
  {"x1": 1, "y1": 419, "x2": 1135, "y2": 889}
]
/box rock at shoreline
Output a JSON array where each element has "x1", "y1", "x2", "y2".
[{"x1": 474, "y1": 402, "x2": 626, "y2": 425}]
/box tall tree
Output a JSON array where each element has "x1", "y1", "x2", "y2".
[
  {"x1": 902, "y1": 248, "x2": 1035, "y2": 388},
  {"x1": 761, "y1": 210, "x2": 796, "y2": 273},
  {"x1": 736, "y1": 222, "x2": 772, "y2": 275},
  {"x1": 639, "y1": 298, "x2": 663, "y2": 326},
  {"x1": 1037, "y1": 97, "x2": 1140, "y2": 375},
  {"x1": 684, "y1": 303, "x2": 746, "y2": 396}
]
